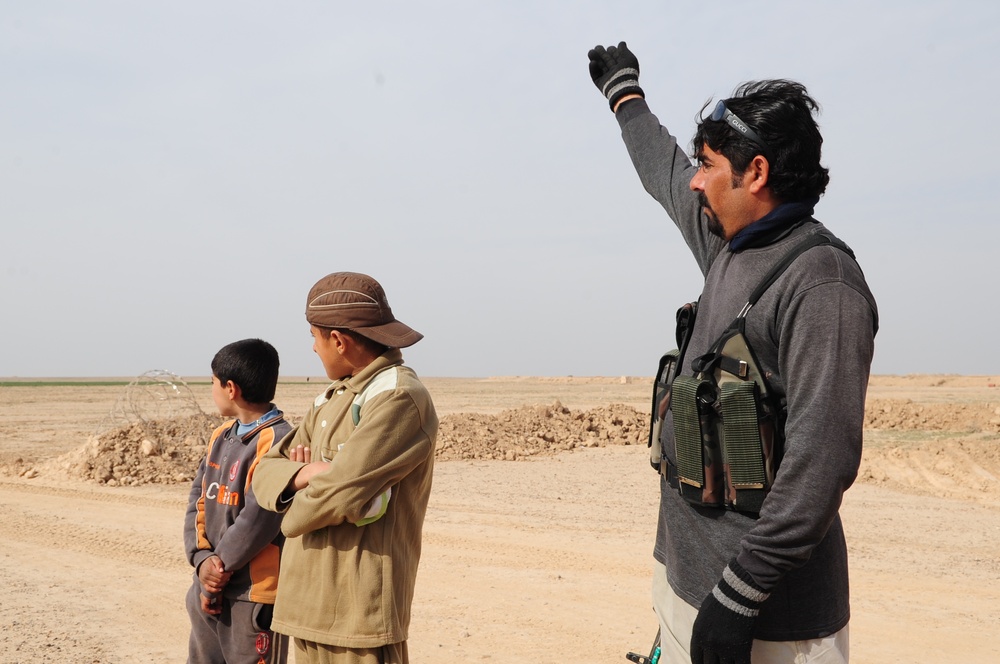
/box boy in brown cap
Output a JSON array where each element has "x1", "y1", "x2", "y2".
[{"x1": 252, "y1": 272, "x2": 438, "y2": 664}]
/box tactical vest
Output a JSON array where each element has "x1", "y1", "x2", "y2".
[{"x1": 648, "y1": 232, "x2": 854, "y2": 515}]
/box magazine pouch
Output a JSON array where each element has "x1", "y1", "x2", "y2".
[
  {"x1": 670, "y1": 375, "x2": 725, "y2": 506},
  {"x1": 713, "y1": 327, "x2": 779, "y2": 514},
  {"x1": 648, "y1": 350, "x2": 679, "y2": 470},
  {"x1": 682, "y1": 322, "x2": 782, "y2": 514},
  {"x1": 647, "y1": 301, "x2": 698, "y2": 471}
]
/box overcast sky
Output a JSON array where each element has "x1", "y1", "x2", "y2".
[{"x1": 3, "y1": 1, "x2": 998, "y2": 379}]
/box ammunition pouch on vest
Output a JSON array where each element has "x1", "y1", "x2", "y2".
[
  {"x1": 648, "y1": 232, "x2": 853, "y2": 515},
  {"x1": 647, "y1": 301, "x2": 697, "y2": 471},
  {"x1": 669, "y1": 320, "x2": 783, "y2": 513}
]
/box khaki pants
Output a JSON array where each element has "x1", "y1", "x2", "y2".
[
  {"x1": 652, "y1": 561, "x2": 849, "y2": 663},
  {"x1": 292, "y1": 638, "x2": 408, "y2": 664}
]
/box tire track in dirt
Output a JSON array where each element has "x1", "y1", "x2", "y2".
[
  {"x1": 412, "y1": 448, "x2": 659, "y2": 663},
  {"x1": 0, "y1": 478, "x2": 186, "y2": 509},
  {"x1": 0, "y1": 480, "x2": 187, "y2": 570},
  {"x1": 0, "y1": 479, "x2": 192, "y2": 663},
  {"x1": 859, "y1": 434, "x2": 1000, "y2": 505}
]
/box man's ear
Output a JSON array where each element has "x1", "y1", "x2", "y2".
[{"x1": 746, "y1": 154, "x2": 770, "y2": 194}]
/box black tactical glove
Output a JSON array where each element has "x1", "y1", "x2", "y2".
[
  {"x1": 588, "y1": 41, "x2": 644, "y2": 111},
  {"x1": 690, "y1": 560, "x2": 769, "y2": 664}
]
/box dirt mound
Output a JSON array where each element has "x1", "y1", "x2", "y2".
[
  {"x1": 13, "y1": 396, "x2": 1000, "y2": 505},
  {"x1": 859, "y1": 434, "x2": 1000, "y2": 505},
  {"x1": 7, "y1": 402, "x2": 649, "y2": 485},
  {"x1": 21, "y1": 414, "x2": 224, "y2": 486},
  {"x1": 860, "y1": 399, "x2": 1000, "y2": 505},
  {"x1": 435, "y1": 401, "x2": 647, "y2": 461},
  {"x1": 865, "y1": 398, "x2": 1000, "y2": 432}
]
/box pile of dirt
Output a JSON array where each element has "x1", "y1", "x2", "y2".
[
  {"x1": 861, "y1": 400, "x2": 1000, "y2": 505},
  {"x1": 435, "y1": 401, "x2": 647, "y2": 461},
  {"x1": 859, "y1": 434, "x2": 1000, "y2": 504},
  {"x1": 27, "y1": 414, "x2": 224, "y2": 486},
  {"x1": 22, "y1": 398, "x2": 1000, "y2": 498},
  {"x1": 12, "y1": 402, "x2": 648, "y2": 485},
  {"x1": 864, "y1": 398, "x2": 1000, "y2": 432}
]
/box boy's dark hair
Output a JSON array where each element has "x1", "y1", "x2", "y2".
[
  {"x1": 211, "y1": 338, "x2": 280, "y2": 404},
  {"x1": 693, "y1": 79, "x2": 830, "y2": 203}
]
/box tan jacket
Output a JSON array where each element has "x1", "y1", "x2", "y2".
[{"x1": 252, "y1": 350, "x2": 438, "y2": 647}]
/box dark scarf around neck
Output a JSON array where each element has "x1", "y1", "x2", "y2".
[{"x1": 728, "y1": 197, "x2": 820, "y2": 252}]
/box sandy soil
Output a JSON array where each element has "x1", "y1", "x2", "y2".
[{"x1": 0, "y1": 375, "x2": 998, "y2": 663}]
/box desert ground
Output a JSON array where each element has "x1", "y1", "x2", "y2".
[{"x1": 1, "y1": 374, "x2": 998, "y2": 663}]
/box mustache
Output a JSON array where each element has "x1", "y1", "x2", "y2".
[{"x1": 698, "y1": 192, "x2": 711, "y2": 210}]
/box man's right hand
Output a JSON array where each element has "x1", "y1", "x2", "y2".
[{"x1": 588, "y1": 41, "x2": 645, "y2": 111}]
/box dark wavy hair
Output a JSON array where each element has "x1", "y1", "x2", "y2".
[{"x1": 693, "y1": 79, "x2": 830, "y2": 202}]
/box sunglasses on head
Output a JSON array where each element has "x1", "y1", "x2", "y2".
[{"x1": 710, "y1": 100, "x2": 771, "y2": 158}]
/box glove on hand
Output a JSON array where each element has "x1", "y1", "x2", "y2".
[
  {"x1": 588, "y1": 41, "x2": 644, "y2": 111},
  {"x1": 690, "y1": 559, "x2": 769, "y2": 664}
]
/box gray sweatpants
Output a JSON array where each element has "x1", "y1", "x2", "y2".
[{"x1": 186, "y1": 580, "x2": 289, "y2": 664}]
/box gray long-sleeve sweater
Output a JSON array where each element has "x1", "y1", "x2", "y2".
[
  {"x1": 184, "y1": 414, "x2": 293, "y2": 604},
  {"x1": 617, "y1": 99, "x2": 878, "y2": 640}
]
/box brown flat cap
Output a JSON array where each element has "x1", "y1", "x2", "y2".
[{"x1": 305, "y1": 272, "x2": 423, "y2": 348}]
